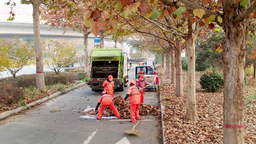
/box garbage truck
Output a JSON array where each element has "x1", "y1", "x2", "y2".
[{"x1": 87, "y1": 48, "x2": 128, "y2": 92}]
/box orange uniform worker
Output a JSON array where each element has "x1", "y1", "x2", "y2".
[
  {"x1": 136, "y1": 75, "x2": 149, "y2": 104},
  {"x1": 95, "y1": 91, "x2": 120, "y2": 120},
  {"x1": 124, "y1": 80, "x2": 141, "y2": 123},
  {"x1": 102, "y1": 75, "x2": 114, "y2": 97}
]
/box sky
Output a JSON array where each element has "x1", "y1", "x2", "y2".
[{"x1": 0, "y1": 0, "x2": 33, "y2": 23}]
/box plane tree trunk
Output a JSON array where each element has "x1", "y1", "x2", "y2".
[{"x1": 33, "y1": 1, "x2": 45, "y2": 90}]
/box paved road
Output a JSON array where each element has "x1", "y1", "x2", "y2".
[
  {"x1": 0, "y1": 64, "x2": 162, "y2": 144},
  {"x1": 0, "y1": 63, "x2": 81, "y2": 79}
]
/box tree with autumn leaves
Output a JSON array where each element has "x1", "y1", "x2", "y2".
[
  {"x1": 7, "y1": 0, "x2": 49, "y2": 90},
  {"x1": 5, "y1": 0, "x2": 256, "y2": 143},
  {"x1": 2, "y1": 38, "x2": 35, "y2": 78},
  {"x1": 44, "y1": 41, "x2": 76, "y2": 75},
  {"x1": 0, "y1": 39, "x2": 9, "y2": 73},
  {"x1": 40, "y1": 1, "x2": 93, "y2": 72},
  {"x1": 85, "y1": 0, "x2": 256, "y2": 143}
]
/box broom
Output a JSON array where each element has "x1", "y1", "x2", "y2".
[{"x1": 124, "y1": 121, "x2": 141, "y2": 136}]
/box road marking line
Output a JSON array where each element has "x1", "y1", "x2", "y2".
[
  {"x1": 116, "y1": 137, "x2": 131, "y2": 144},
  {"x1": 83, "y1": 129, "x2": 98, "y2": 144},
  {"x1": 109, "y1": 119, "x2": 151, "y2": 122}
]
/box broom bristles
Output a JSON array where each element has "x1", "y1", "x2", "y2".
[{"x1": 124, "y1": 121, "x2": 141, "y2": 136}]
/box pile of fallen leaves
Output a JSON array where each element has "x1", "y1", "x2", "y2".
[
  {"x1": 160, "y1": 72, "x2": 256, "y2": 143},
  {"x1": 105, "y1": 96, "x2": 161, "y2": 118},
  {"x1": 84, "y1": 96, "x2": 161, "y2": 118}
]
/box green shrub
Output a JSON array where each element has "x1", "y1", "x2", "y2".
[
  {"x1": 196, "y1": 62, "x2": 208, "y2": 71},
  {"x1": 0, "y1": 83, "x2": 23, "y2": 105},
  {"x1": 44, "y1": 73, "x2": 74, "y2": 85},
  {"x1": 182, "y1": 60, "x2": 188, "y2": 71},
  {"x1": 68, "y1": 70, "x2": 88, "y2": 80},
  {"x1": 200, "y1": 72, "x2": 224, "y2": 92},
  {"x1": 245, "y1": 68, "x2": 254, "y2": 76},
  {"x1": 76, "y1": 71, "x2": 88, "y2": 80},
  {"x1": 83, "y1": 77, "x2": 89, "y2": 82},
  {"x1": 64, "y1": 68, "x2": 77, "y2": 72}
]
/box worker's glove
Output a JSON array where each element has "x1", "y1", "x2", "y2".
[{"x1": 95, "y1": 110, "x2": 98, "y2": 114}]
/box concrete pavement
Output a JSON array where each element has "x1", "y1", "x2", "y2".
[{"x1": 0, "y1": 64, "x2": 162, "y2": 144}]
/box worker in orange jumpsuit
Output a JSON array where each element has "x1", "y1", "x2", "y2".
[
  {"x1": 102, "y1": 75, "x2": 114, "y2": 97},
  {"x1": 136, "y1": 75, "x2": 149, "y2": 104},
  {"x1": 137, "y1": 71, "x2": 144, "y2": 79},
  {"x1": 95, "y1": 91, "x2": 121, "y2": 120},
  {"x1": 153, "y1": 71, "x2": 159, "y2": 89},
  {"x1": 125, "y1": 80, "x2": 141, "y2": 123}
]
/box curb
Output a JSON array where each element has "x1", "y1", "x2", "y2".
[
  {"x1": 160, "y1": 93, "x2": 166, "y2": 144},
  {"x1": 0, "y1": 82, "x2": 85, "y2": 120}
]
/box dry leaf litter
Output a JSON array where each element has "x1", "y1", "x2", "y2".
[{"x1": 157, "y1": 66, "x2": 256, "y2": 144}]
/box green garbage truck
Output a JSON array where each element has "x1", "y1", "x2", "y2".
[{"x1": 87, "y1": 48, "x2": 128, "y2": 92}]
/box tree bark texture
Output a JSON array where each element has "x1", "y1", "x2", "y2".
[
  {"x1": 166, "y1": 48, "x2": 170, "y2": 78},
  {"x1": 175, "y1": 39, "x2": 183, "y2": 97},
  {"x1": 222, "y1": 9, "x2": 247, "y2": 143},
  {"x1": 99, "y1": 30, "x2": 104, "y2": 48},
  {"x1": 185, "y1": 31, "x2": 197, "y2": 122},
  {"x1": 254, "y1": 62, "x2": 256, "y2": 79},
  {"x1": 164, "y1": 50, "x2": 167, "y2": 70},
  {"x1": 33, "y1": 1, "x2": 45, "y2": 90},
  {"x1": 161, "y1": 52, "x2": 165, "y2": 68},
  {"x1": 171, "y1": 49, "x2": 175, "y2": 84},
  {"x1": 114, "y1": 39, "x2": 117, "y2": 48},
  {"x1": 84, "y1": 33, "x2": 90, "y2": 72}
]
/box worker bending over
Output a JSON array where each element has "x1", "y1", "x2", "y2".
[
  {"x1": 125, "y1": 80, "x2": 141, "y2": 123},
  {"x1": 95, "y1": 91, "x2": 120, "y2": 120}
]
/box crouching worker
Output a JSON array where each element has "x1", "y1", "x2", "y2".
[
  {"x1": 95, "y1": 91, "x2": 120, "y2": 120},
  {"x1": 125, "y1": 80, "x2": 141, "y2": 123}
]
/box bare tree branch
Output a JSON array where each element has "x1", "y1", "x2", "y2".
[
  {"x1": 113, "y1": 10, "x2": 169, "y2": 42},
  {"x1": 139, "y1": 13, "x2": 186, "y2": 37},
  {"x1": 138, "y1": 13, "x2": 172, "y2": 32},
  {"x1": 235, "y1": 2, "x2": 256, "y2": 22},
  {"x1": 159, "y1": 0, "x2": 220, "y2": 16}
]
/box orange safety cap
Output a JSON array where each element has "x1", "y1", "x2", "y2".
[
  {"x1": 140, "y1": 75, "x2": 145, "y2": 79},
  {"x1": 129, "y1": 80, "x2": 135, "y2": 85},
  {"x1": 108, "y1": 75, "x2": 113, "y2": 79}
]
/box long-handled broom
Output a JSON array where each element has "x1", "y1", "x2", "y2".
[{"x1": 124, "y1": 121, "x2": 141, "y2": 136}]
